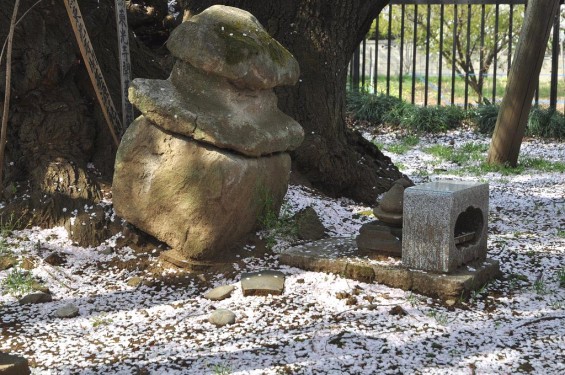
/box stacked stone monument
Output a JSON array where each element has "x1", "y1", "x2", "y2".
[
  {"x1": 112, "y1": 5, "x2": 303, "y2": 264},
  {"x1": 356, "y1": 178, "x2": 414, "y2": 257}
]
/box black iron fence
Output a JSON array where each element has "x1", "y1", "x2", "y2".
[{"x1": 349, "y1": 0, "x2": 565, "y2": 111}]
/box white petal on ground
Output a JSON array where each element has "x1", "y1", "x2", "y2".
[{"x1": 0, "y1": 128, "x2": 564, "y2": 374}]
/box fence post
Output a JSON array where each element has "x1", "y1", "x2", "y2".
[
  {"x1": 353, "y1": 46, "x2": 360, "y2": 92},
  {"x1": 550, "y1": 9, "x2": 560, "y2": 109}
]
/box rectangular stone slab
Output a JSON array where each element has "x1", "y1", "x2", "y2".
[
  {"x1": 280, "y1": 238, "x2": 501, "y2": 300},
  {"x1": 241, "y1": 270, "x2": 285, "y2": 296}
]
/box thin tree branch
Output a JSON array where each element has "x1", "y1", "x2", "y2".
[
  {"x1": 0, "y1": 0, "x2": 21, "y2": 186},
  {"x1": 0, "y1": 0, "x2": 43, "y2": 66}
]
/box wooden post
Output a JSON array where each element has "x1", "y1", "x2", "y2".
[
  {"x1": 115, "y1": 0, "x2": 134, "y2": 131},
  {"x1": 63, "y1": 0, "x2": 122, "y2": 147},
  {"x1": 487, "y1": 0, "x2": 560, "y2": 167}
]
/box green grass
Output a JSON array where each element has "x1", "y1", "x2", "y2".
[
  {"x1": 257, "y1": 185, "x2": 298, "y2": 249},
  {"x1": 383, "y1": 135, "x2": 420, "y2": 154},
  {"x1": 557, "y1": 268, "x2": 565, "y2": 288},
  {"x1": 421, "y1": 143, "x2": 563, "y2": 175},
  {"x1": 0, "y1": 213, "x2": 21, "y2": 237},
  {"x1": 423, "y1": 142, "x2": 487, "y2": 165},
  {"x1": 92, "y1": 313, "x2": 114, "y2": 328},
  {"x1": 520, "y1": 158, "x2": 565, "y2": 173},
  {"x1": 1, "y1": 267, "x2": 34, "y2": 297}
]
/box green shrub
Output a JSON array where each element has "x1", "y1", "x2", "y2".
[
  {"x1": 348, "y1": 92, "x2": 565, "y2": 139},
  {"x1": 527, "y1": 106, "x2": 565, "y2": 139},
  {"x1": 346, "y1": 91, "x2": 404, "y2": 124},
  {"x1": 471, "y1": 103, "x2": 565, "y2": 139},
  {"x1": 402, "y1": 105, "x2": 465, "y2": 133},
  {"x1": 471, "y1": 102, "x2": 500, "y2": 135},
  {"x1": 382, "y1": 100, "x2": 415, "y2": 126}
]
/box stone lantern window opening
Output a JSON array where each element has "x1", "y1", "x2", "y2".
[{"x1": 454, "y1": 206, "x2": 484, "y2": 249}]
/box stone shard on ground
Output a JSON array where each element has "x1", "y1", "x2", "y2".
[{"x1": 241, "y1": 270, "x2": 285, "y2": 296}]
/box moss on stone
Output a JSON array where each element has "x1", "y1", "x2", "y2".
[{"x1": 214, "y1": 22, "x2": 291, "y2": 67}]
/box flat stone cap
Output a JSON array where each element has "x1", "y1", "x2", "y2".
[
  {"x1": 167, "y1": 5, "x2": 299, "y2": 90},
  {"x1": 128, "y1": 78, "x2": 304, "y2": 156}
]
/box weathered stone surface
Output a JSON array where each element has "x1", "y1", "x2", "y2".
[
  {"x1": 18, "y1": 292, "x2": 53, "y2": 305},
  {"x1": 403, "y1": 181, "x2": 489, "y2": 273},
  {"x1": 356, "y1": 221, "x2": 402, "y2": 257},
  {"x1": 372, "y1": 178, "x2": 413, "y2": 227},
  {"x1": 241, "y1": 270, "x2": 285, "y2": 296},
  {"x1": 64, "y1": 206, "x2": 109, "y2": 247},
  {"x1": 43, "y1": 252, "x2": 66, "y2": 266},
  {"x1": 30, "y1": 282, "x2": 50, "y2": 294},
  {"x1": 0, "y1": 256, "x2": 17, "y2": 271},
  {"x1": 116, "y1": 5, "x2": 303, "y2": 264},
  {"x1": 204, "y1": 285, "x2": 235, "y2": 301},
  {"x1": 280, "y1": 238, "x2": 501, "y2": 299},
  {"x1": 378, "y1": 182, "x2": 404, "y2": 214},
  {"x1": 167, "y1": 5, "x2": 299, "y2": 90},
  {"x1": 129, "y1": 69, "x2": 303, "y2": 157},
  {"x1": 127, "y1": 277, "x2": 143, "y2": 288},
  {"x1": 294, "y1": 206, "x2": 326, "y2": 241},
  {"x1": 0, "y1": 353, "x2": 31, "y2": 375},
  {"x1": 55, "y1": 303, "x2": 80, "y2": 318},
  {"x1": 113, "y1": 117, "x2": 291, "y2": 261},
  {"x1": 209, "y1": 308, "x2": 236, "y2": 327}
]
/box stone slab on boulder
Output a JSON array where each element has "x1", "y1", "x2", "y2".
[
  {"x1": 129, "y1": 71, "x2": 303, "y2": 157},
  {"x1": 167, "y1": 5, "x2": 299, "y2": 90},
  {"x1": 113, "y1": 116, "x2": 291, "y2": 262}
]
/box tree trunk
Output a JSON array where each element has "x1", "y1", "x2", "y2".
[
  {"x1": 179, "y1": 0, "x2": 404, "y2": 203},
  {"x1": 487, "y1": 0, "x2": 559, "y2": 167},
  {"x1": 0, "y1": 0, "x2": 166, "y2": 227}
]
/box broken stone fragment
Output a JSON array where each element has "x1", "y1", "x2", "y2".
[
  {"x1": 167, "y1": 5, "x2": 299, "y2": 90},
  {"x1": 18, "y1": 292, "x2": 53, "y2": 305},
  {"x1": 203, "y1": 285, "x2": 236, "y2": 301},
  {"x1": 240, "y1": 270, "x2": 285, "y2": 296},
  {"x1": 209, "y1": 308, "x2": 236, "y2": 327},
  {"x1": 54, "y1": 303, "x2": 80, "y2": 319},
  {"x1": 294, "y1": 206, "x2": 326, "y2": 241}
]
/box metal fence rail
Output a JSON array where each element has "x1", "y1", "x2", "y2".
[{"x1": 349, "y1": 0, "x2": 565, "y2": 112}]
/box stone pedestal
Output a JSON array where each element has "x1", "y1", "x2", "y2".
[{"x1": 402, "y1": 181, "x2": 489, "y2": 273}]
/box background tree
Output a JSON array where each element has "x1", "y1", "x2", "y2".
[
  {"x1": 179, "y1": 0, "x2": 404, "y2": 203},
  {"x1": 488, "y1": 0, "x2": 560, "y2": 167},
  {"x1": 377, "y1": 4, "x2": 522, "y2": 103}
]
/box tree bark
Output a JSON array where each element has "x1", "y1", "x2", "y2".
[
  {"x1": 179, "y1": 0, "x2": 404, "y2": 203},
  {"x1": 487, "y1": 0, "x2": 559, "y2": 167},
  {"x1": 0, "y1": 0, "x2": 166, "y2": 227}
]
